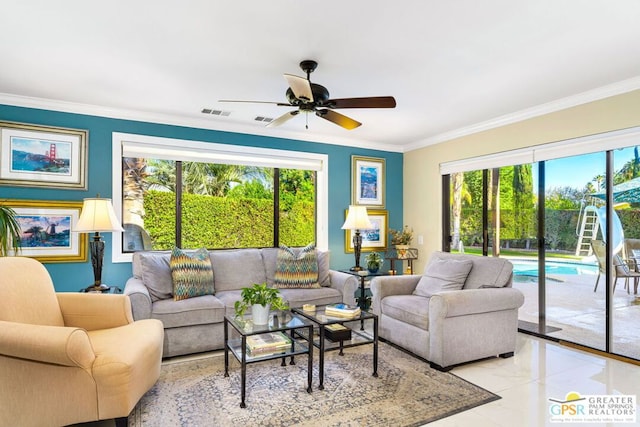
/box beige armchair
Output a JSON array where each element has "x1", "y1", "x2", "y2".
[{"x1": 0, "y1": 257, "x2": 164, "y2": 427}]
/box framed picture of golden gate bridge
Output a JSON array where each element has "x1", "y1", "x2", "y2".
[{"x1": 0, "y1": 121, "x2": 87, "y2": 189}]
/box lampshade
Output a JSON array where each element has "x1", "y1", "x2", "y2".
[
  {"x1": 74, "y1": 198, "x2": 124, "y2": 233},
  {"x1": 341, "y1": 205, "x2": 373, "y2": 230}
]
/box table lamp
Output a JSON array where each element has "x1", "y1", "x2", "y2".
[
  {"x1": 74, "y1": 197, "x2": 124, "y2": 291},
  {"x1": 341, "y1": 205, "x2": 373, "y2": 271}
]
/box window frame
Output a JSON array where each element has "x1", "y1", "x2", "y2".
[{"x1": 111, "y1": 132, "x2": 328, "y2": 263}]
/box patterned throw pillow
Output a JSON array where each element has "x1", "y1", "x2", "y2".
[
  {"x1": 170, "y1": 247, "x2": 215, "y2": 301},
  {"x1": 273, "y1": 243, "x2": 320, "y2": 289}
]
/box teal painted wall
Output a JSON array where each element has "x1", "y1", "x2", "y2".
[{"x1": 0, "y1": 104, "x2": 403, "y2": 291}]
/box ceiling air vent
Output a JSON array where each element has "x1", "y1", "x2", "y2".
[
  {"x1": 201, "y1": 108, "x2": 231, "y2": 116},
  {"x1": 255, "y1": 116, "x2": 273, "y2": 123}
]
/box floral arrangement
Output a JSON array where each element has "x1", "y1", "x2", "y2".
[{"x1": 389, "y1": 226, "x2": 413, "y2": 246}]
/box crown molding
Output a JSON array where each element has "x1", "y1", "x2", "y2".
[
  {"x1": 403, "y1": 76, "x2": 640, "y2": 153},
  {"x1": 0, "y1": 93, "x2": 404, "y2": 153}
]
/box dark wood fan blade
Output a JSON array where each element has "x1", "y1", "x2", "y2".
[
  {"x1": 327, "y1": 96, "x2": 396, "y2": 109},
  {"x1": 316, "y1": 109, "x2": 361, "y2": 130},
  {"x1": 266, "y1": 110, "x2": 299, "y2": 127},
  {"x1": 219, "y1": 100, "x2": 291, "y2": 106},
  {"x1": 284, "y1": 74, "x2": 313, "y2": 103}
]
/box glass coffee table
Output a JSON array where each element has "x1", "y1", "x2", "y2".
[
  {"x1": 291, "y1": 305, "x2": 378, "y2": 390},
  {"x1": 224, "y1": 312, "x2": 314, "y2": 408}
]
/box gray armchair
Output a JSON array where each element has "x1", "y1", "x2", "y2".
[{"x1": 371, "y1": 251, "x2": 524, "y2": 371}]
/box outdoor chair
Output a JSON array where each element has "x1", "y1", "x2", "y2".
[{"x1": 591, "y1": 239, "x2": 639, "y2": 294}]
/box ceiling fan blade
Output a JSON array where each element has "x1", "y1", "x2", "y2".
[
  {"x1": 266, "y1": 110, "x2": 299, "y2": 127},
  {"x1": 219, "y1": 99, "x2": 291, "y2": 106},
  {"x1": 327, "y1": 96, "x2": 396, "y2": 109},
  {"x1": 284, "y1": 74, "x2": 313, "y2": 103},
  {"x1": 316, "y1": 109, "x2": 361, "y2": 130}
]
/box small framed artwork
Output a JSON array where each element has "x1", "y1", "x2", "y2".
[
  {"x1": 351, "y1": 155, "x2": 385, "y2": 207},
  {"x1": 344, "y1": 209, "x2": 388, "y2": 253},
  {"x1": 6, "y1": 199, "x2": 87, "y2": 263},
  {"x1": 0, "y1": 121, "x2": 88, "y2": 189}
]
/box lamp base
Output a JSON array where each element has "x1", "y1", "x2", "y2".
[{"x1": 350, "y1": 266, "x2": 364, "y2": 272}]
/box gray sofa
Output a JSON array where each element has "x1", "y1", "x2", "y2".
[
  {"x1": 371, "y1": 251, "x2": 524, "y2": 371},
  {"x1": 124, "y1": 248, "x2": 358, "y2": 357}
]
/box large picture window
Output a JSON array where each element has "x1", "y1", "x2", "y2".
[{"x1": 112, "y1": 133, "x2": 328, "y2": 262}]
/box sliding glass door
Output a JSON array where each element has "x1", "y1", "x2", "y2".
[{"x1": 444, "y1": 134, "x2": 640, "y2": 361}]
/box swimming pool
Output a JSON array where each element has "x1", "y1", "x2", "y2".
[{"x1": 510, "y1": 259, "x2": 598, "y2": 277}]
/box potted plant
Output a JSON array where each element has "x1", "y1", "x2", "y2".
[
  {"x1": 0, "y1": 203, "x2": 21, "y2": 257},
  {"x1": 234, "y1": 282, "x2": 289, "y2": 325},
  {"x1": 389, "y1": 226, "x2": 413, "y2": 258},
  {"x1": 364, "y1": 252, "x2": 383, "y2": 273}
]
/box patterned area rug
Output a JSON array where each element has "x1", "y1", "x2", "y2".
[{"x1": 129, "y1": 342, "x2": 499, "y2": 426}]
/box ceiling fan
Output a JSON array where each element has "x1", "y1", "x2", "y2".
[{"x1": 220, "y1": 60, "x2": 396, "y2": 130}]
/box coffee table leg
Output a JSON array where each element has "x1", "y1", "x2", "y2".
[
  {"x1": 224, "y1": 318, "x2": 229, "y2": 377},
  {"x1": 307, "y1": 324, "x2": 313, "y2": 393},
  {"x1": 289, "y1": 329, "x2": 295, "y2": 365},
  {"x1": 240, "y1": 335, "x2": 247, "y2": 408},
  {"x1": 373, "y1": 316, "x2": 379, "y2": 378},
  {"x1": 318, "y1": 325, "x2": 325, "y2": 390}
]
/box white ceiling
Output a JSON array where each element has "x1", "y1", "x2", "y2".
[{"x1": 1, "y1": 1, "x2": 640, "y2": 152}]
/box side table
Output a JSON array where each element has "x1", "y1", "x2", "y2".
[
  {"x1": 385, "y1": 248, "x2": 418, "y2": 274},
  {"x1": 79, "y1": 284, "x2": 122, "y2": 294},
  {"x1": 339, "y1": 270, "x2": 389, "y2": 329}
]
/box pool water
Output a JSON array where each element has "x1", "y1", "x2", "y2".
[{"x1": 511, "y1": 260, "x2": 598, "y2": 277}]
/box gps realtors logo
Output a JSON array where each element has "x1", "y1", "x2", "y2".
[{"x1": 549, "y1": 391, "x2": 636, "y2": 423}]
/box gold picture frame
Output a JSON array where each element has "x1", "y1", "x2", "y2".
[
  {"x1": 344, "y1": 208, "x2": 388, "y2": 253},
  {"x1": 0, "y1": 121, "x2": 88, "y2": 189},
  {"x1": 351, "y1": 155, "x2": 385, "y2": 208},
  {"x1": 5, "y1": 199, "x2": 87, "y2": 262}
]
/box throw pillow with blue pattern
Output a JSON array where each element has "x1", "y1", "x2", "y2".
[
  {"x1": 170, "y1": 247, "x2": 215, "y2": 300},
  {"x1": 273, "y1": 243, "x2": 320, "y2": 288}
]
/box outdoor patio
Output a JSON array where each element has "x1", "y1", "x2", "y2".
[{"x1": 512, "y1": 262, "x2": 640, "y2": 361}]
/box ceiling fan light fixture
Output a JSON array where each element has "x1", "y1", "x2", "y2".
[{"x1": 220, "y1": 60, "x2": 395, "y2": 130}]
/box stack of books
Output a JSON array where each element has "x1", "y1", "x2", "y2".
[
  {"x1": 246, "y1": 332, "x2": 292, "y2": 357},
  {"x1": 325, "y1": 303, "x2": 361, "y2": 319}
]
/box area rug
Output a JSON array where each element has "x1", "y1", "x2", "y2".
[{"x1": 129, "y1": 342, "x2": 499, "y2": 426}]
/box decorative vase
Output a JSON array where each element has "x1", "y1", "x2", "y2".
[
  {"x1": 395, "y1": 244, "x2": 410, "y2": 259},
  {"x1": 251, "y1": 303, "x2": 271, "y2": 325},
  {"x1": 367, "y1": 265, "x2": 379, "y2": 273}
]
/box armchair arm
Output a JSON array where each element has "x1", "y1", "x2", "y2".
[
  {"x1": 370, "y1": 275, "x2": 421, "y2": 315},
  {"x1": 328, "y1": 270, "x2": 359, "y2": 306},
  {"x1": 0, "y1": 320, "x2": 95, "y2": 368},
  {"x1": 57, "y1": 293, "x2": 133, "y2": 330},
  {"x1": 123, "y1": 277, "x2": 153, "y2": 320},
  {"x1": 429, "y1": 288, "x2": 525, "y2": 319}
]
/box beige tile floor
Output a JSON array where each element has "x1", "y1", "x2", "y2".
[{"x1": 433, "y1": 333, "x2": 640, "y2": 427}]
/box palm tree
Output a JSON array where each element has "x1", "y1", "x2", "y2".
[
  {"x1": 0, "y1": 204, "x2": 21, "y2": 256},
  {"x1": 451, "y1": 172, "x2": 471, "y2": 249}
]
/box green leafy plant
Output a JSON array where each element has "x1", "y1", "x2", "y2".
[
  {"x1": 364, "y1": 252, "x2": 383, "y2": 271},
  {"x1": 234, "y1": 282, "x2": 289, "y2": 317},
  {"x1": 389, "y1": 226, "x2": 414, "y2": 245},
  {"x1": 0, "y1": 203, "x2": 21, "y2": 257}
]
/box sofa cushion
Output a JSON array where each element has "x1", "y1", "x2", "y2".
[
  {"x1": 135, "y1": 251, "x2": 173, "y2": 302},
  {"x1": 170, "y1": 247, "x2": 215, "y2": 301},
  {"x1": 380, "y1": 294, "x2": 429, "y2": 330},
  {"x1": 273, "y1": 244, "x2": 320, "y2": 289},
  {"x1": 151, "y1": 295, "x2": 225, "y2": 328},
  {"x1": 277, "y1": 287, "x2": 342, "y2": 307},
  {"x1": 210, "y1": 249, "x2": 267, "y2": 292},
  {"x1": 413, "y1": 257, "x2": 473, "y2": 297}
]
